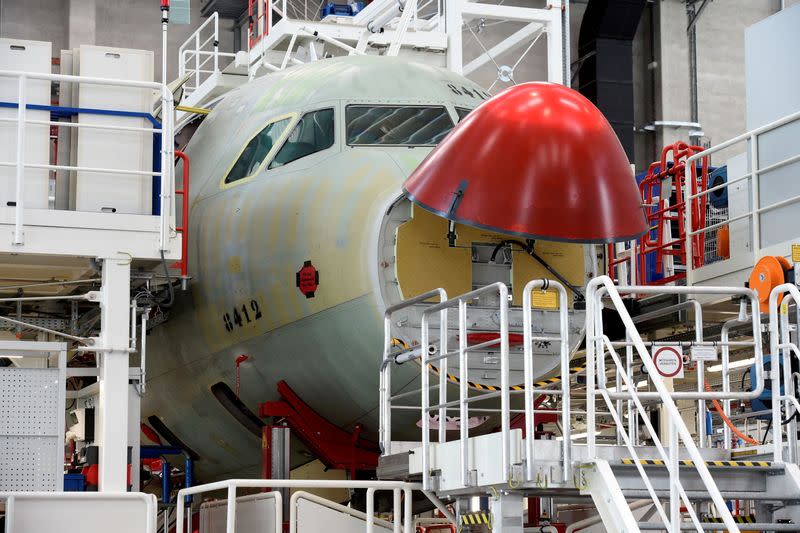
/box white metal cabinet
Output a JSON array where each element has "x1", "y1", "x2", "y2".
[
  {"x1": 74, "y1": 45, "x2": 154, "y2": 215},
  {"x1": 0, "y1": 38, "x2": 52, "y2": 210}
]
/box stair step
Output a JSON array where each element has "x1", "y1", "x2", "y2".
[
  {"x1": 638, "y1": 520, "x2": 797, "y2": 531},
  {"x1": 618, "y1": 458, "x2": 779, "y2": 470}
]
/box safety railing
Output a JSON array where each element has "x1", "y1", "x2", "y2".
[
  {"x1": 379, "y1": 288, "x2": 448, "y2": 457},
  {"x1": 175, "y1": 479, "x2": 455, "y2": 533},
  {"x1": 522, "y1": 279, "x2": 571, "y2": 483},
  {"x1": 421, "y1": 282, "x2": 510, "y2": 489},
  {"x1": 585, "y1": 276, "x2": 766, "y2": 533},
  {"x1": 380, "y1": 278, "x2": 572, "y2": 490},
  {"x1": 173, "y1": 150, "x2": 190, "y2": 281},
  {"x1": 684, "y1": 108, "x2": 800, "y2": 285},
  {"x1": 608, "y1": 143, "x2": 710, "y2": 287},
  {"x1": 354, "y1": 0, "x2": 443, "y2": 34},
  {"x1": 178, "y1": 12, "x2": 236, "y2": 95},
  {"x1": 596, "y1": 284, "x2": 764, "y2": 457},
  {"x1": 0, "y1": 69, "x2": 176, "y2": 252},
  {"x1": 249, "y1": 0, "x2": 287, "y2": 50},
  {"x1": 769, "y1": 283, "x2": 800, "y2": 464}
]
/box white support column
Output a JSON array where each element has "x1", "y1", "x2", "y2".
[
  {"x1": 97, "y1": 257, "x2": 132, "y2": 492},
  {"x1": 489, "y1": 492, "x2": 523, "y2": 533},
  {"x1": 545, "y1": 1, "x2": 563, "y2": 85},
  {"x1": 445, "y1": 0, "x2": 463, "y2": 74},
  {"x1": 128, "y1": 384, "x2": 141, "y2": 492}
]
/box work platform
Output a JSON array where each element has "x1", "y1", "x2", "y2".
[
  {"x1": 176, "y1": 0, "x2": 568, "y2": 122},
  {"x1": 0, "y1": 38, "x2": 182, "y2": 496}
]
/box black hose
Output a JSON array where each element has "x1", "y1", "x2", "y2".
[
  {"x1": 490, "y1": 239, "x2": 585, "y2": 300},
  {"x1": 158, "y1": 249, "x2": 175, "y2": 308},
  {"x1": 743, "y1": 367, "x2": 799, "y2": 426},
  {"x1": 740, "y1": 367, "x2": 751, "y2": 392}
]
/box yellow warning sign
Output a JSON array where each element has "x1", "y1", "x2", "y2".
[
  {"x1": 532, "y1": 290, "x2": 559, "y2": 309},
  {"x1": 792, "y1": 244, "x2": 800, "y2": 263}
]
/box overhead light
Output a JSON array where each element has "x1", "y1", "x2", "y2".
[{"x1": 708, "y1": 358, "x2": 754, "y2": 373}]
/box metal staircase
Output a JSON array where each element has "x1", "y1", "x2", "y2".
[{"x1": 377, "y1": 275, "x2": 800, "y2": 532}]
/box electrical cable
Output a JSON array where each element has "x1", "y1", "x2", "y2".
[
  {"x1": 489, "y1": 239, "x2": 585, "y2": 300},
  {"x1": 704, "y1": 381, "x2": 758, "y2": 445},
  {"x1": 740, "y1": 367, "x2": 751, "y2": 393},
  {"x1": 158, "y1": 249, "x2": 175, "y2": 308},
  {"x1": 762, "y1": 419, "x2": 772, "y2": 446}
]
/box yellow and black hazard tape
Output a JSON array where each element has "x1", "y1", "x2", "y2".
[
  {"x1": 459, "y1": 511, "x2": 492, "y2": 527},
  {"x1": 705, "y1": 515, "x2": 756, "y2": 524},
  {"x1": 392, "y1": 337, "x2": 586, "y2": 392},
  {"x1": 428, "y1": 364, "x2": 585, "y2": 392},
  {"x1": 621, "y1": 458, "x2": 772, "y2": 468}
]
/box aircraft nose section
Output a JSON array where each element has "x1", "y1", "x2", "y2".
[{"x1": 402, "y1": 82, "x2": 647, "y2": 243}]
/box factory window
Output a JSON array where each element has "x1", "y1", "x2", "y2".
[
  {"x1": 269, "y1": 108, "x2": 335, "y2": 169},
  {"x1": 345, "y1": 105, "x2": 455, "y2": 146},
  {"x1": 455, "y1": 107, "x2": 473, "y2": 122},
  {"x1": 224, "y1": 116, "x2": 292, "y2": 184}
]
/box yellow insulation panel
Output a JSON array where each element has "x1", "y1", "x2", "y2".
[
  {"x1": 395, "y1": 205, "x2": 472, "y2": 300},
  {"x1": 395, "y1": 205, "x2": 585, "y2": 306}
]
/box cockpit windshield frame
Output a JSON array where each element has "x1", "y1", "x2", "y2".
[{"x1": 344, "y1": 104, "x2": 457, "y2": 148}]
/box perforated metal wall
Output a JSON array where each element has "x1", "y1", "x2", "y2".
[{"x1": 0, "y1": 368, "x2": 63, "y2": 491}]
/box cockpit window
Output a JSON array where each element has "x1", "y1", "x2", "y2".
[
  {"x1": 270, "y1": 108, "x2": 335, "y2": 169},
  {"x1": 345, "y1": 105, "x2": 455, "y2": 146},
  {"x1": 455, "y1": 107, "x2": 473, "y2": 122},
  {"x1": 224, "y1": 116, "x2": 291, "y2": 184}
]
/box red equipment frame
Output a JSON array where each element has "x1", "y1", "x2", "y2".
[
  {"x1": 248, "y1": 0, "x2": 271, "y2": 50},
  {"x1": 607, "y1": 141, "x2": 710, "y2": 287},
  {"x1": 259, "y1": 380, "x2": 380, "y2": 477},
  {"x1": 172, "y1": 150, "x2": 190, "y2": 279}
]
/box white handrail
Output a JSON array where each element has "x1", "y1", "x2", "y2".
[
  {"x1": 522, "y1": 279, "x2": 570, "y2": 483},
  {"x1": 179, "y1": 12, "x2": 229, "y2": 92},
  {"x1": 684, "y1": 108, "x2": 800, "y2": 284},
  {"x1": 380, "y1": 288, "x2": 447, "y2": 456},
  {"x1": 586, "y1": 275, "x2": 741, "y2": 533},
  {"x1": 600, "y1": 336, "x2": 704, "y2": 531},
  {"x1": 599, "y1": 283, "x2": 763, "y2": 401},
  {"x1": 0, "y1": 69, "x2": 164, "y2": 88},
  {"x1": 175, "y1": 479, "x2": 429, "y2": 533},
  {"x1": 768, "y1": 283, "x2": 800, "y2": 463},
  {"x1": 420, "y1": 282, "x2": 509, "y2": 489},
  {"x1": 0, "y1": 69, "x2": 176, "y2": 252}
]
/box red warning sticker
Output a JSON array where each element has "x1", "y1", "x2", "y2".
[{"x1": 296, "y1": 261, "x2": 319, "y2": 298}]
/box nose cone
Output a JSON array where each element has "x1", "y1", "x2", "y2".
[{"x1": 403, "y1": 82, "x2": 647, "y2": 243}]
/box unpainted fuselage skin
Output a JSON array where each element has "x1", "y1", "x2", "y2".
[{"x1": 144, "y1": 57, "x2": 496, "y2": 480}]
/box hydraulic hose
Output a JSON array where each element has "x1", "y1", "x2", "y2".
[{"x1": 704, "y1": 382, "x2": 758, "y2": 445}]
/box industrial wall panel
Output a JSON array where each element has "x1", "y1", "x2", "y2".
[
  {"x1": 745, "y1": 5, "x2": 800, "y2": 250},
  {"x1": 0, "y1": 367, "x2": 61, "y2": 435},
  {"x1": 75, "y1": 45, "x2": 154, "y2": 215},
  {"x1": 295, "y1": 498, "x2": 393, "y2": 533},
  {"x1": 8, "y1": 493, "x2": 155, "y2": 533},
  {"x1": 0, "y1": 38, "x2": 52, "y2": 209},
  {"x1": 200, "y1": 493, "x2": 278, "y2": 533},
  {"x1": 0, "y1": 367, "x2": 63, "y2": 491},
  {"x1": 0, "y1": 436, "x2": 61, "y2": 491}
]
